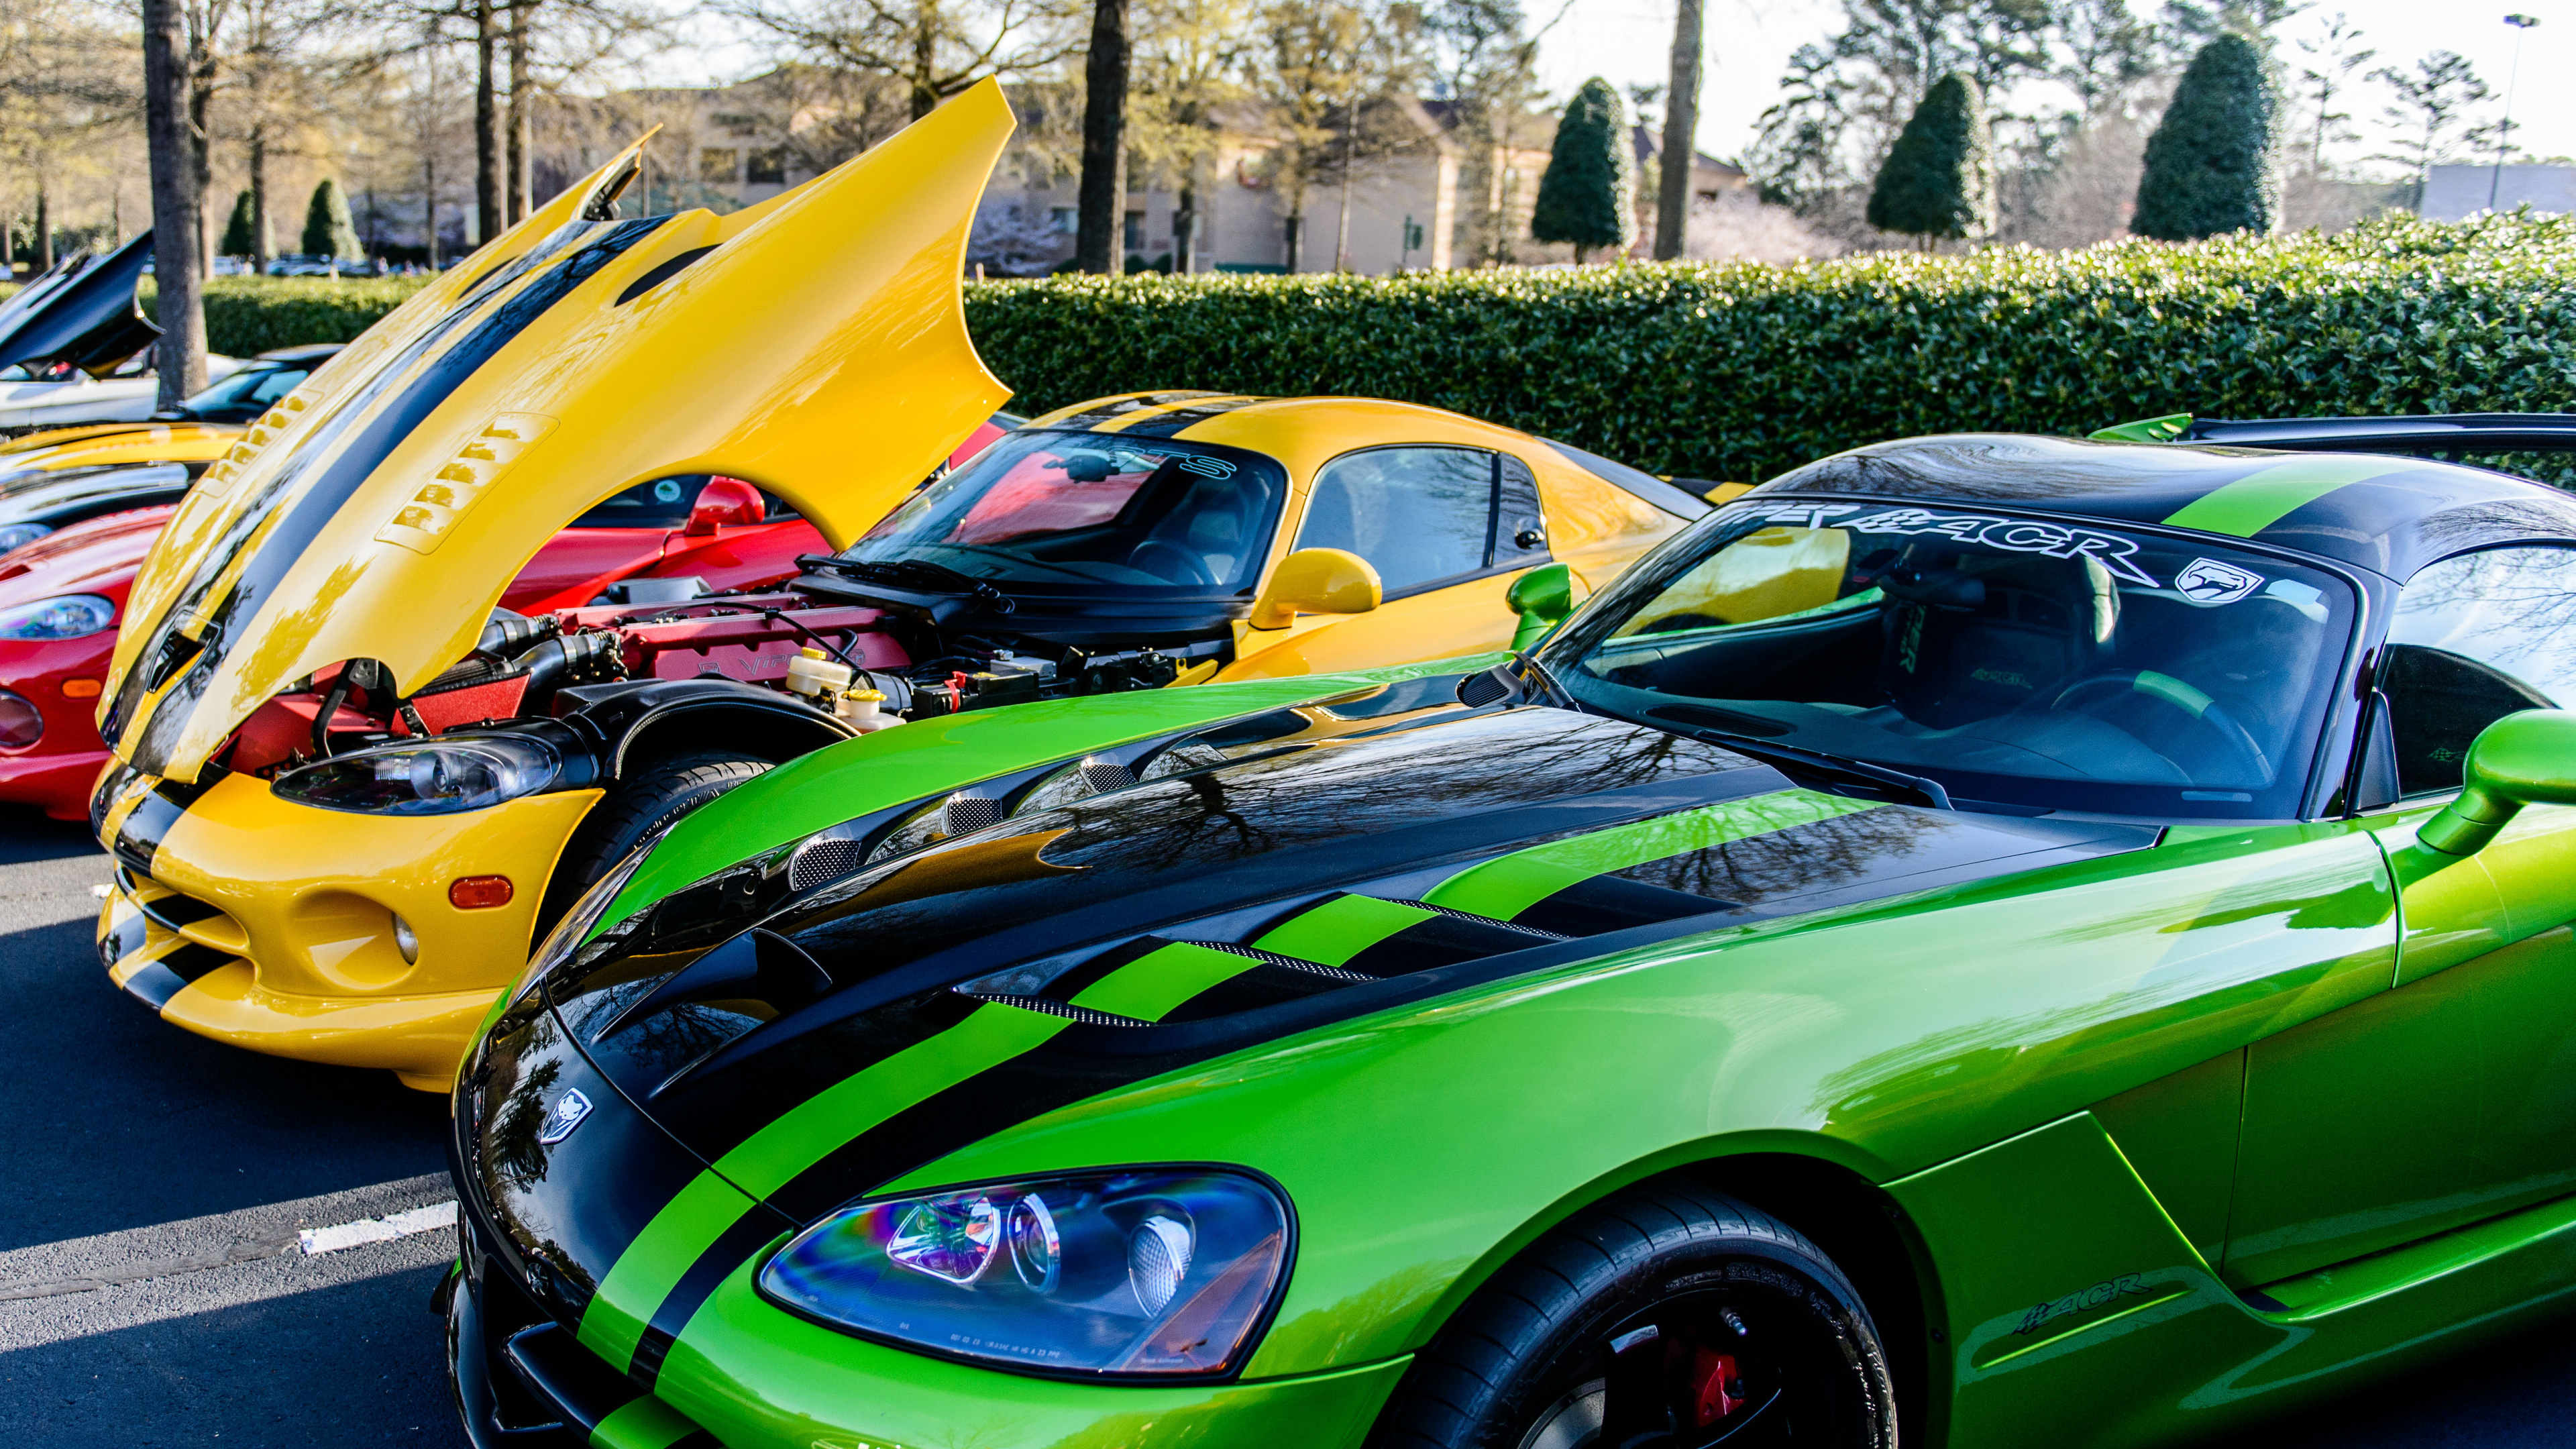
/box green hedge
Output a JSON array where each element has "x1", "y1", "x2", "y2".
[
  {"x1": 91, "y1": 214, "x2": 2576, "y2": 484},
  {"x1": 961, "y1": 212, "x2": 2576, "y2": 481}
]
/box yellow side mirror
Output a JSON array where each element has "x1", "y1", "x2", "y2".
[{"x1": 1249, "y1": 547, "x2": 1381, "y2": 630}]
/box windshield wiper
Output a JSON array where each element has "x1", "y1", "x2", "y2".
[
  {"x1": 1652, "y1": 718, "x2": 1952, "y2": 810},
  {"x1": 801, "y1": 555, "x2": 1015, "y2": 612}
]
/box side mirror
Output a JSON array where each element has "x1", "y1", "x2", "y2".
[
  {"x1": 1506, "y1": 562, "x2": 1589, "y2": 651},
  {"x1": 1248, "y1": 547, "x2": 1381, "y2": 630},
  {"x1": 2418, "y1": 710, "x2": 2576, "y2": 855},
  {"x1": 684, "y1": 476, "x2": 765, "y2": 535}
]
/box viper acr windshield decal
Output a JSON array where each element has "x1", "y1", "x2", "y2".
[{"x1": 1765, "y1": 503, "x2": 2165, "y2": 588}]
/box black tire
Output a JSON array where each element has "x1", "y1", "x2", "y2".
[
  {"x1": 532, "y1": 751, "x2": 769, "y2": 938},
  {"x1": 1370, "y1": 1181, "x2": 1898, "y2": 1449}
]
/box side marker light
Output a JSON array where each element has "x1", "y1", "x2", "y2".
[{"x1": 449, "y1": 875, "x2": 515, "y2": 910}]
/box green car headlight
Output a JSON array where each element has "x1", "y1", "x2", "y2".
[
  {"x1": 758, "y1": 1167, "x2": 1293, "y2": 1379},
  {"x1": 272, "y1": 735, "x2": 559, "y2": 816}
]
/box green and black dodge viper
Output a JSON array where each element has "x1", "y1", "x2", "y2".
[{"x1": 447, "y1": 417, "x2": 2576, "y2": 1449}]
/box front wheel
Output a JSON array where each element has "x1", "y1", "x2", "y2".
[
  {"x1": 1369, "y1": 1181, "x2": 1898, "y2": 1449},
  {"x1": 531, "y1": 751, "x2": 768, "y2": 938}
]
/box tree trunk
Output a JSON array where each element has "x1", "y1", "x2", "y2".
[
  {"x1": 1, "y1": 206, "x2": 13, "y2": 276},
  {"x1": 1653, "y1": 0, "x2": 1703, "y2": 261},
  {"x1": 33, "y1": 181, "x2": 50, "y2": 272},
  {"x1": 250, "y1": 125, "x2": 271, "y2": 271},
  {"x1": 476, "y1": 0, "x2": 500, "y2": 246},
  {"x1": 425, "y1": 144, "x2": 441, "y2": 269},
  {"x1": 506, "y1": 0, "x2": 534, "y2": 222},
  {"x1": 186, "y1": 50, "x2": 214, "y2": 275},
  {"x1": 1283, "y1": 198, "x2": 1303, "y2": 271},
  {"x1": 1333, "y1": 115, "x2": 1355, "y2": 270},
  {"x1": 908, "y1": 3, "x2": 939, "y2": 119},
  {"x1": 144, "y1": 0, "x2": 207, "y2": 407},
  {"x1": 1173, "y1": 179, "x2": 1196, "y2": 274},
  {"x1": 1073, "y1": 0, "x2": 1129, "y2": 274}
]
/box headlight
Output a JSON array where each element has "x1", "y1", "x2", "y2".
[
  {"x1": 271, "y1": 735, "x2": 559, "y2": 816},
  {"x1": 0, "y1": 521, "x2": 52, "y2": 555},
  {"x1": 0, "y1": 688, "x2": 39, "y2": 747},
  {"x1": 0, "y1": 593, "x2": 113, "y2": 640},
  {"x1": 759, "y1": 1167, "x2": 1292, "y2": 1378}
]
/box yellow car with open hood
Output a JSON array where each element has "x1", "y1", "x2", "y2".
[{"x1": 89, "y1": 82, "x2": 1710, "y2": 1091}]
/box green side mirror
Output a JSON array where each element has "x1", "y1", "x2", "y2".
[
  {"x1": 2419, "y1": 710, "x2": 2576, "y2": 855},
  {"x1": 2088, "y1": 414, "x2": 2194, "y2": 443},
  {"x1": 1507, "y1": 563, "x2": 1587, "y2": 652}
]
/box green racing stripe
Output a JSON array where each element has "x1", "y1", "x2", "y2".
[
  {"x1": 576, "y1": 786, "x2": 1883, "y2": 1377},
  {"x1": 2157, "y1": 455, "x2": 2418, "y2": 538}
]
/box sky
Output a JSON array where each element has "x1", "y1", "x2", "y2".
[{"x1": 1537, "y1": 0, "x2": 2573, "y2": 175}]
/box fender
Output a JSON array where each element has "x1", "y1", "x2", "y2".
[{"x1": 553, "y1": 677, "x2": 857, "y2": 779}]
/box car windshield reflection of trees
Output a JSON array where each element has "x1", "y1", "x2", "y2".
[
  {"x1": 842, "y1": 431, "x2": 1287, "y2": 592},
  {"x1": 1559, "y1": 516, "x2": 2355, "y2": 815}
]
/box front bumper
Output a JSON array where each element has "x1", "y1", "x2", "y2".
[{"x1": 93, "y1": 769, "x2": 602, "y2": 1088}]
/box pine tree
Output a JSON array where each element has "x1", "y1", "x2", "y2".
[
  {"x1": 2133, "y1": 33, "x2": 2284, "y2": 239},
  {"x1": 1865, "y1": 72, "x2": 1996, "y2": 244},
  {"x1": 1532, "y1": 76, "x2": 1636, "y2": 262},
  {"x1": 220, "y1": 190, "x2": 256, "y2": 258},
  {"x1": 302, "y1": 178, "x2": 362, "y2": 262}
]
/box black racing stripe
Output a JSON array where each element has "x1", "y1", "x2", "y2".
[
  {"x1": 160, "y1": 943, "x2": 235, "y2": 983},
  {"x1": 1338, "y1": 911, "x2": 1563, "y2": 976},
  {"x1": 671, "y1": 1433, "x2": 722, "y2": 1449},
  {"x1": 1113, "y1": 394, "x2": 1269, "y2": 437},
  {"x1": 627, "y1": 1209, "x2": 791, "y2": 1390},
  {"x1": 117, "y1": 216, "x2": 673, "y2": 775},
  {"x1": 119, "y1": 961, "x2": 190, "y2": 1011},
  {"x1": 109, "y1": 790, "x2": 184, "y2": 875}
]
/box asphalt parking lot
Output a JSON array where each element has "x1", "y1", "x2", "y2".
[{"x1": 7, "y1": 806, "x2": 2576, "y2": 1448}]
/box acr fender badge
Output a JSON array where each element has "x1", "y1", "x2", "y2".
[{"x1": 537, "y1": 1087, "x2": 593, "y2": 1146}]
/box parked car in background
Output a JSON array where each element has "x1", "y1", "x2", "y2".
[
  {"x1": 0, "y1": 344, "x2": 348, "y2": 557},
  {"x1": 0, "y1": 231, "x2": 241, "y2": 432}
]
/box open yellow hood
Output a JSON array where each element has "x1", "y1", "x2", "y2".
[{"x1": 102, "y1": 82, "x2": 1014, "y2": 783}]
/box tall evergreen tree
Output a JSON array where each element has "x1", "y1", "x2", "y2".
[
  {"x1": 1865, "y1": 72, "x2": 1995, "y2": 244},
  {"x1": 302, "y1": 178, "x2": 361, "y2": 260},
  {"x1": 1532, "y1": 76, "x2": 1635, "y2": 262},
  {"x1": 2134, "y1": 33, "x2": 2285, "y2": 239},
  {"x1": 220, "y1": 190, "x2": 256, "y2": 258}
]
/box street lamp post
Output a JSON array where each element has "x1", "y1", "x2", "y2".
[{"x1": 2491, "y1": 14, "x2": 2542, "y2": 210}]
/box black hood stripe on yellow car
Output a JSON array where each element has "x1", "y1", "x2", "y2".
[
  {"x1": 502, "y1": 706, "x2": 2156, "y2": 1383},
  {"x1": 107, "y1": 216, "x2": 672, "y2": 775},
  {"x1": 1109, "y1": 395, "x2": 1270, "y2": 437}
]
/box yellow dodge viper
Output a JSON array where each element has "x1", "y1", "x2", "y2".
[{"x1": 90, "y1": 83, "x2": 1709, "y2": 1091}]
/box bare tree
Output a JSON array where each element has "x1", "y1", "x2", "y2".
[
  {"x1": 2293, "y1": 11, "x2": 2372, "y2": 175},
  {"x1": 1652, "y1": 0, "x2": 1701, "y2": 260},
  {"x1": 720, "y1": 0, "x2": 1080, "y2": 123},
  {"x1": 2371, "y1": 50, "x2": 2489, "y2": 205}
]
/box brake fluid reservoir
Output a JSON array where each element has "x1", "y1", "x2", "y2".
[
  {"x1": 786, "y1": 647, "x2": 854, "y2": 699},
  {"x1": 837, "y1": 688, "x2": 903, "y2": 733}
]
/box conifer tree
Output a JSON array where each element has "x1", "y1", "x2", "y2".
[
  {"x1": 1532, "y1": 76, "x2": 1636, "y2": 262},
  {"x1": 301, "y1": 178, "x2": 361, "y2": 262},
  {"x1": 220, "y1": 190, "x2": 256, "y2": 258},
  {"x1": 1866, "y1": 72, "x2": 1996, "y2": 244},
  {"x1": 2133, "y1": 32, "x2": 2284, "y2": 239}
]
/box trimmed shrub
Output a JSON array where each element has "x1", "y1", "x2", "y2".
[
  {"x1": 220, "y1": 191, "x2": 256, "y2": 258},
  {"x1": 960, "y1": 212, "x2": 2576, "y2": 482},
  {"x1": 141, "y1": 276, "x2": 432, "y2": 355},
  {"x1": 2135, "y1": 34, "x2": 2285, "y2": 241},
  {"x1": 1532, "y1": 76, "x2": 1637, "y2": 261},
  {"x1": 303, "y1": 179, "x2": 362, "y2": 260},
  {"x1": 1867, "y1": 73, "x2": 1996, "y2": 242}
]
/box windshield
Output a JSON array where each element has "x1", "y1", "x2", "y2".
[
  {"x1": 1548, "y1": 498, "x2": 2359, "y2": 818},
  {"x1": 843, "y1": 428, "x2": 1287, "y2": 592},
  {"x1": 181, "y1": 360, "x2": 311, "y2": 419}
]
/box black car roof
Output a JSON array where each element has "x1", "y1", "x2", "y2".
[
  {"x1": 249, "y1": 343, "x2": 345, "y2": 364},
  {"x1": 1749, "y1": 433, "x2": 2576, "y2": 582}
]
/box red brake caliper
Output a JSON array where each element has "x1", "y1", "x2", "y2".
[{"x1": 1690, "y1": 1347, "x2": 1748, "y2": 1427}]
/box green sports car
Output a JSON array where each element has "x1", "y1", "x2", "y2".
[{"x1": 446, "y1": 423, "x2": 2576, "y2": 1449}]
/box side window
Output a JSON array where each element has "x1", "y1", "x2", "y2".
[
  {"x1": 1493, "y1": 455, "x2": 1549, "y2": 568},
  {"x1": 2377, "y1": 547, "x2": 2576, "y2": 796},
  {"x1": 1294, "y1": 446, "x2": 1495, "y2": 596}
]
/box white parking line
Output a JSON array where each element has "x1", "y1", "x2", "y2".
[{"x1": 299, "y1": 1201, "x2": 458, "y2": 1256}]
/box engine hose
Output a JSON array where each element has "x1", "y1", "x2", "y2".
[{"x1": 311, "y1": 673, "x2": 354, "y2": 759}]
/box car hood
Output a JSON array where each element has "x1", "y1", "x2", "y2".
[
  {"x1": 98, "y1": 83, "x2": 1014, "y2": 784},
  {"x1": 0, "y1": 231, "x2": 161, "y2": 378},
  {"x1": 0, "y1": 426, "x2": 237, "y2": 529},
  {"x1": 0, "y1": 420, "x2": 241, "y2": 464},
  {"x1": 0, "y1": 505, "x2": 162, "y2": 602},
  {"x1": 521, "y1": 696, "x2": 2155, "y2": 1232}
]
